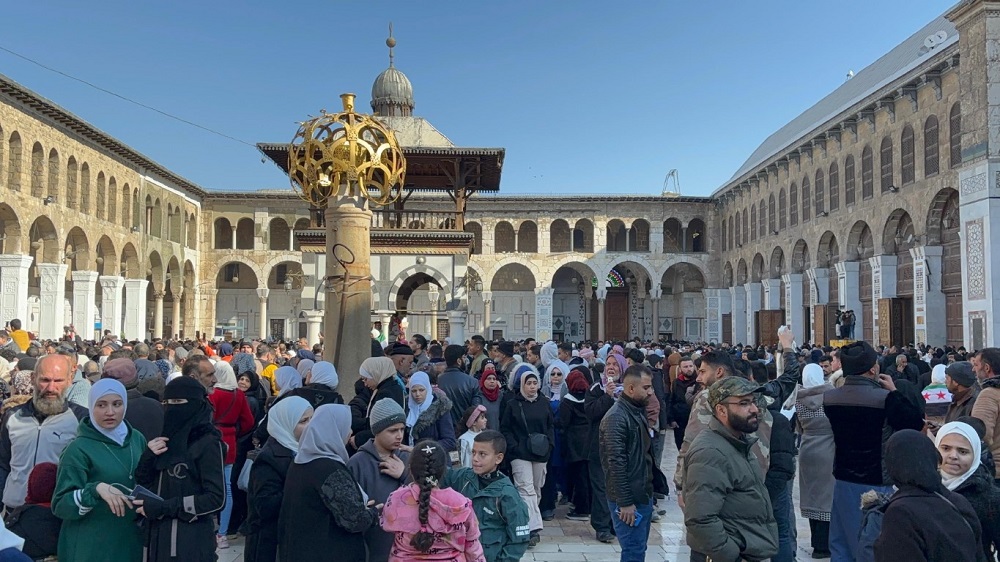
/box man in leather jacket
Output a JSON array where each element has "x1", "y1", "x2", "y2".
[{"x1": 599, "y1": 364, "x2": 655, "y2": 562}]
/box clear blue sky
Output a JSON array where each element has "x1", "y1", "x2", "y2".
[{"x1": 0, "y1": 1, "x2": 951, "y2": 196}]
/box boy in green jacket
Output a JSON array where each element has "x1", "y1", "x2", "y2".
[{"x1": 442, "y1": 430, "x2": 530, "y2": 562}]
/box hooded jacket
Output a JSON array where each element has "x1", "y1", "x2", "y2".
[
  {"x1": 684, "y1": 418, "x2": 778, "y2": 562},
  {"x1": 442, "y1": 467, "x2": 530, "y2": 562},
  {"x1": 409, "y1": 388, "x2": 457, "y2": 452},
  {"x1": 953, "y1": 462, "x2": 1000, "y2": 561},
  {"x1": 381, "y1": 483, "x2": 486, "y2": 562},
  {"x1": 874, "y1": 429, "x2": 986, "y2": 562},
  {"x1": 346, "y1": 441, "x2": 411, "y2": 562}
]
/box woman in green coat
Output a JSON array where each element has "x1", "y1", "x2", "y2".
[{"x1": 52, "y1": 378, "x2": 147, "y2": 561}]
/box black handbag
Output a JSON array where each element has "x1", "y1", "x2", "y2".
[{"x1": 518, "y1": 403, "x2": 551, "y2": 458}]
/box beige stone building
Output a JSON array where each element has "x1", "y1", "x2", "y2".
[{"x1": 0, "y1": 3, "x2": 996, "y2": 349}]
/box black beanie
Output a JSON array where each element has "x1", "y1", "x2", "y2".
[{"x1": 839, "y1": 340, "x2": 878, "y2": 377}]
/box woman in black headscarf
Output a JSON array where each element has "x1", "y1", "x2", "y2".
[
  {"x1": 874, "y1": 429, "x2": 986, "y2": 562},
  {"x1": 133, "y1": 377, "x2": 226, "y2": 561}
]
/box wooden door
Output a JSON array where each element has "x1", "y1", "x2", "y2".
[
  {"x1": 814, "y1": 304, "x2": 828, "y2": 346},
  {"x1": 605, "y1": 290, "x2": 629, "y2": 341},
  {"x1": 879, "y1": 297, "x2": 909, "y2": 347},
  {"x1": 722, "y1": 313, "x2": 733, "y2": 345},
  {"x1": 755, "y1": 310, "x2": 785, "y2": 347},
  {"x1": 878, "y1": 298, "x2": 893, "y2": 346}
]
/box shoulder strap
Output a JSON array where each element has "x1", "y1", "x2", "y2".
[
  {"x1": 933, "y1": 491, "x2": 976, "y2": 537},
  {"x1": 518, "y1": 402, "x2": 531, "y2": 432}
]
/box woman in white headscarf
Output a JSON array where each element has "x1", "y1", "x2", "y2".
[
  {"x1": 244, "y1": 396, "x2": 313, "y2": 562},
  {"x1": 794, "y1": 363, "x2": 835, "y2": 559},
  {"x1": 935, "y1": 420, "x2": 1000, "y2": 560},
  {"x1": 278, "y1": 405, "x2": 380, "y2": 562},
  {"x1": 51, "y1": 378, "x2": 147, "y2": 561},
  {"x1": 405, "y1": 372, "x2": 456, "y2": 451}
]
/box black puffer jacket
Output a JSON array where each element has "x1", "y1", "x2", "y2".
[
  {"x1": 598, "y1": 394, "x2": 653, "y2": 508},
  {"x1": 764, "y1": 400, "x2": 797, "y2": 488},
  {"x1": 667, "y1": 376, "x2": 697, "y2": 428},
  {"x1": 557, "y1": 394, "x2": 590, "y2": 464},
  {"x1": 954, "y1": 462, "x2": 1000, "y2": 561}
]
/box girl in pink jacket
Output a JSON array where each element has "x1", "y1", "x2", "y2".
[{"x1": 381, "y1": 440, "x2": 486, "y2": 562}]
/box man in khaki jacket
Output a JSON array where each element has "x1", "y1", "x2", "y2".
[{"x1": 971, "y1": 349, "x2": 1000, "y2": 476}]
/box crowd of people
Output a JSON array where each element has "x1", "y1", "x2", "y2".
[{"x1": 0, "y1": 316, "x2": 995, "y2": 561}]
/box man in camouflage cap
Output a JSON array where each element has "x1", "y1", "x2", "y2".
[{"x1": 682, "y1": 377, "x2": 778, "y2": 562}]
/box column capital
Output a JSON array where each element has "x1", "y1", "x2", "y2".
[
  {"x1": 256, "y1": 287, "x2": 270, "y2": 300},
  {"x1": 71, "y1": 270, "x2": 100, "y2": 283},
  {"x1": 152, "y1": 290, "x2": 165, "y2": 300},
  {"x1": 595, "y1": 287, "x2": 608, "y2": 300},
  {"x1": 649, "y1": 287, "x2": 662, "y2": 300},
  {"x1": 534, "y1": 287, "x2": 555, "y2": 297},
  {"x1": 0, "y1": 255, "x2": 33, "y2": 268},
  {"x1": 98, "y1": 275, "x2": 125, "y2": 289},
  {"x1": 481, "y1": 291, "x2": 493, "y2": 303}
]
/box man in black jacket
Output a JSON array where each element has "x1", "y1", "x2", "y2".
[
  {"x1": 667, "y1": 357, "x2": 697, "y2": 450},
  {"x1": 599, "y1": 365, "x2": 655, "y2": 562},
  {"x1": 823, "y1": 340, "x2": 925, "y2": 561},
  {"x1": 437, "y1": 345, "x2": 483, "y2": 428}
]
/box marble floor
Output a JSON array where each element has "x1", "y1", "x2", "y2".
[{"x1": 219, "y1": 438, "x2": 816, "y2": 561}]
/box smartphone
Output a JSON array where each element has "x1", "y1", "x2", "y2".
[{"x1": 615, "y1": 507, "x2": 643, "y2": 527}]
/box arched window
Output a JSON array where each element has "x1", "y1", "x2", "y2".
[
  {"x1": 789, "y1": 183, "x2": 798, "y2": 226},
  {"x1": 47, "y1": 149, "x2": 59, "y2": 202},
  {"x1": 861, "y1": 146, "x2": 874, "y2": 199},
  {"x1": 950, "y1": 103, "x2": 962, "y2": 168},
  {"x1": 121, "y1": 183, "x2": 131, "y2": 228},
  {"x1": 778, "y1": 189, "x2": 786, "y2": 230},
  {"x1": 495, "y1": 222, "x2": 515, "y2": 253},
  {"x1": 924, "y1": 115, "x2": 939, "y2": 177},
  {"x1": 517, "y1": 221, "x2": 538, "y2": 253},
  {"x1": 742, "y1": 208, "x2": 748, "y2": 244},
  {"x1": 607, "y1": 220, "x2": 627, "y2": 251},
  {"x1": 79, "y1": 163, "x2": 90, "y2": 213},
  {"x1": 728, "y1": 215, "x2": 735, "y2": 249},
  {"x1": 721, "y1": 218, "x2": 728, "y2": 251},
  {"x1": 628, "y1": 219, "x2": 650, "y2": 251},
  {"x1": 828, "y1": 162, "x2": 839, "y2": 212},
  {"x1": 30, "y1": 143, "x2": 43, "y2": 198},
  {"x1": 750, "y1": 204, "x2": 757, "y2": 241},
  {"x1": 844, "y1": 155, "x2": 856, "y2": 206},
  {"x1": 549, "y1": 219, "x2": 570, "y2": 252},
  {"x1": 734, "y1": 212, "x2": 741, "y2": 246},
  {"x1": 6, "y1": 132, "x2": 22, "y2": 192},
  {"x1": 901, "y1": 125, "x2": 915, "y2": 184},
  {"x1": 758, "y1": 199, "x2": 767, "y2": 239},
  {"x1": 801, "y1": 176, "x2": 811, "y2": 222},
  {"x1": 96, "y1": 172, "x2": 106, "y2": 220},
  {"x1": 66, "y1": 157, "x2": 78, "y2": 210},
  {"x1": 107, "y1": 177, "x2": 117, "y2": 224},
  {"x1": 768, "y1": 194, "x2": 776, "y2": 234},
  {"x1": 880, "y1": 136, "x2": 893, "y2": 192},
  {"x1": 814, "y1": 169, "x2": 825, "y2": 216},
  {"x1": 464, "y1": 222, "x2": 482, "y2": 254},
  {"x1": 269, "y1": 218, "x2": 291, "y2": 250},
  {"x1": 214, "y1": 218, "x2": 233, "y2": 249}
]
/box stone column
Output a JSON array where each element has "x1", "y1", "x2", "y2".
[
  {"x1": 762, "y1": 279, "x2": 781, "y2": 310},
  {"x1": 428, "y1": 286, "x2": 440, "y2": 341},
  {"x1": 870, "y1": 255, "x2": 898, "y2": 346},
  {"x1": 729, "y1": 286, "x2": 746, "y2": 345},
  {"x1": 36, "y1": 263, "x2": 68, "y2": 340},
  {"x1": 202, "y1": 289, "x2": 218, "y2": 339},
  {"x1": 447, "y1": 310, "x2": 465, "y2": 344},
  {"x1": 807, "y1": 268, "x2": 830, "y2": 341},
  {"x1": 948, "y1": 1, "x2": 1000, "y2": 347},
  {"x1": 534, "y1": 288, "x2": 554, "y2": 341},
  {"x1": 481, "y1": 291, "x2": 493, "y2": 335},
  {"x1": 231, "y1": 226, "x2": 237, "y2": 250},
  {"x1": 836, "y1": 261, "x2": 863, "y2": 340},
  {"x1": 597, "y1": 288, "x2": 607, "y2": 341},
  {"x1": 170, "y1": 288, "x2": 184, "y2": 340},
  {"x1": 650, "y1": 287, "x2": 662, "y2": 342},
  {"x1": 122, "y1": 279, "x2": 149, "y2": 341},
  {"x1": 744, "y1": 282, "x2": 761, "y2": 345},
  {"x1": 379, "y1": 310, "x2": 392, "y2": 344},
  {"x1": 537, "y1": 223, "x2": 550, "y2": 254},
  {"x1": 99, "y1": 276, "x2": 125, "y2": 337},
  {"x1": 782, "y1": 273, "x2": 805, "y2": 344},
  {"x1": 257, "y1": 288, "x2": 269, "y2": 340},
  {"x1": 323, "y1": 197, "x2": 373, "y2": 398},
  {"x1": 681, "y1": 227, "x2": 688, "y2": 252},
  {"x1": 0, "y1": 255, "x2": 32, "y2": 328},
  {"x1": 302, "y1": 310, "x2": 323, "y2": 348},
  {"x1": 912, "y1": 246, "x2": 945, "y2": 346},
  {"x1": 71, "y1": 271, "x2": 99, "y2": 340},
  {"x1": 152, "y1": 291, "x2": 165, "y2": 339}
]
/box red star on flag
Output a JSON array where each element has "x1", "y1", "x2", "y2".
[
  {"x1": 923, "y1": 393, "x2": 930, "y2": 400},
  {"x1": 937, "y1": 391, "x2": 946, "y2": 400}
]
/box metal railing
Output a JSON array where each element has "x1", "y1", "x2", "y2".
[{"x1": 371, "y1": 210, "x2": 460, "y2": 231}]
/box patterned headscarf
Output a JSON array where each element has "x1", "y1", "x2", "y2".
[
  {"x1": 232, "y1": 353, "x2": 256, "y2": 377},
  {"x1": 154, "y1": 359, "x2": 172, "y2": 379},
  {"x1": 10, "y1": 371, "x2": 32, "y2": 396}
]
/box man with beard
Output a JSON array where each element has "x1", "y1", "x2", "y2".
[
  {"x1": 0, "y1": 354, "x2": 87, "y2": 510},
  {"x1": 683, "y1": 377, "x2": 778, "y2": 562},
  {"x1": 598, "y1": 365, "x2": 656, "y2": 562}
]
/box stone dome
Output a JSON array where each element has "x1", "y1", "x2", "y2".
[{"x1": 371, "y1": 65, "x2": 414, "y2": 117}]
